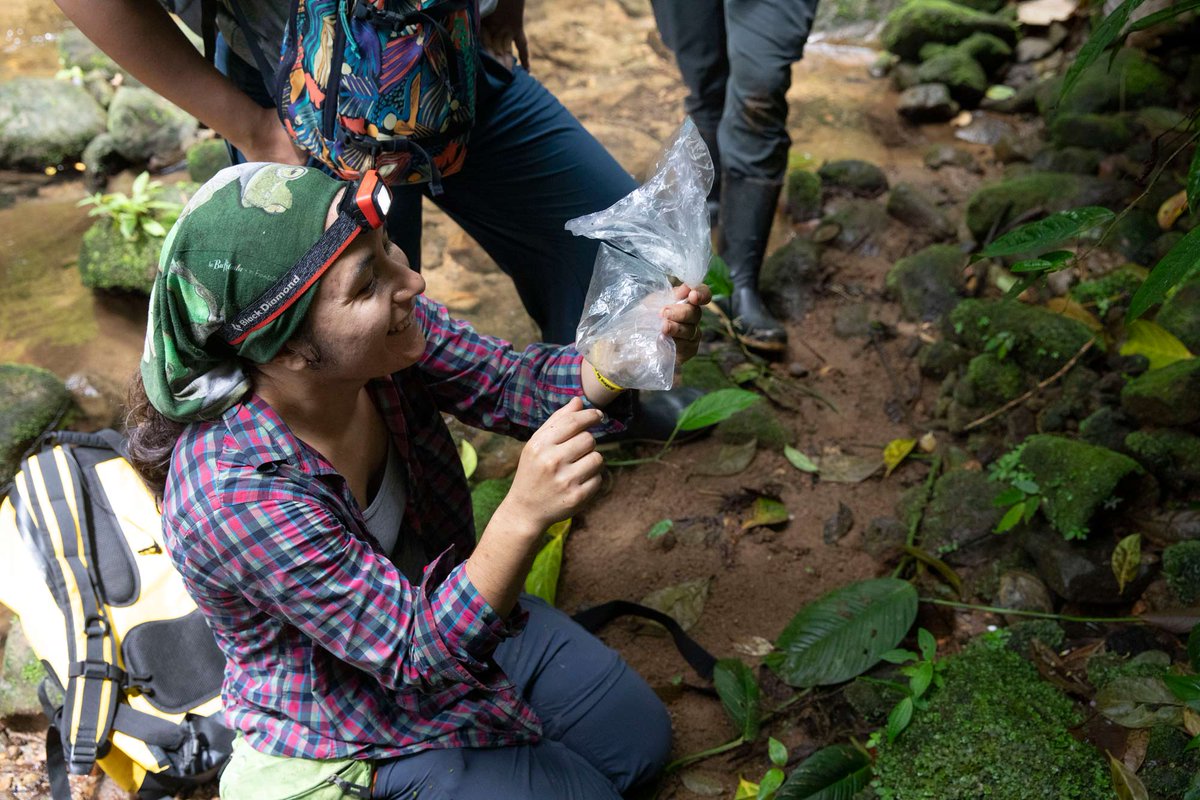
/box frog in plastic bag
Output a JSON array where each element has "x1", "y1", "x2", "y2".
[{"x1": 566, "y1": 119, "x2": 714, "y2": 391}]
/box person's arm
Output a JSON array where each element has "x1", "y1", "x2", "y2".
[{"x1": 54, "y1": 0, "x2": 304, "y2": 164}]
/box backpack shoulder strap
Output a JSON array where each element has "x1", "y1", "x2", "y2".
[
  {"x1": 24, "y1": 444, "x2": 123, "y2": 776},
  {"x1": 572, "y1": 600, "x2": 717, "y2": 681}
]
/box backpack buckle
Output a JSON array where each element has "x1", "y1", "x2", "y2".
[{"x1": 68, "y1": 661, "x2": 126, "y2": 682}]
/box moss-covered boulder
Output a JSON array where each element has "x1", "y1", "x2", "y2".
[
  {"x1": 916, "y1": 49, "x2": 988, "y2": 105},
  {"x1": 1156, "y1": 274, "x2": 1200, "y2": 351},
  {"x1": 186, "y1": 138, "x2": 232, "y2": 184},
  {"x1": 924, "y1": 143, "x2": 979, "y2": 171},
  {"x1": 919, "y1": 469, "x2": 1007, "y2": 564},
  {"x1": 918, "y1": 339, "x2": 970, "y2": 378},
  {"x1": 964, "y1": 172, "x2": 1127, "y2": 241},
  {"x1": 817, "y1": 159, "x2": 888, "y2": 197},
  {"x1": 885, "y1": 182, "x2": 956, "y2": 240},
  {"x1": 784, "y1": 168, "x2": 821, "y2": 222},
  {"x1": 81, "y1": 132, "x2": 128, "y2": 186},
  {"x1": 956, "y1": 352, "x2": 1025, "y2": 407},
  {"x1": 1140, "y1": 726, "x2": 1200, "y2": 800},
  {"x1": 1031, "y1": 146, "x2": 1103, "y2": 175},
  {"x1": 1125, "y1": 429, "x2": 1200, "y2": 493},
  {"x1": 881, "y1": 0, "x2": 1016, "y2": 61},
  {"x1": 1078, "y1": 406, "x2": 1135, "y2": 453},
  {"x1": 0, "y1": 620, "x2": 45, "y2": 717},
  {"x1": 872, "y1": 643, "x2": 1109, "y2": 799},
  {"x1": 948, "y1": 299, "x2": 1095, "y2": 378},
  {"x1": 1121, "y1": 358, "x2": 1200, "y2": 427},
  {"x1": 1041, "y1": 48, "x2": 1174, "y2": 117},
  {"x1": 760, "y1": 238, "x2": 822, "y2": 321},
  {"x1": 1018, "y1": 434, "x2": 1145, "y2": 539},
  {"x1": 886, "y1": 244, "x2": 966, "y2": 322},
  {"x1": 77, "y1": 221, "x2": 163, "y2": 293},
  {"x1": 957, "y1": 31, "x2": 1012, "y2": 75},
  {"x1": 0, "y1": 77, "x2": 108, "y2": 169},
  {"x1": 715, "y1": 404, "x2": 791, "y2": 449},
  {"x1": 57, "y1": 26, "x2": 121, "y2": 77},
  {"x1": 1049, "y1": 112, "x2": 1136, "y2": 152},
  {"x1": 1069, "y1": 265, "x2": 1145, "y2": 316},
  {"x1": 820, "y1": 199, "x2": 890, "y2": 255},
  {"x1": 0, "y1": 363, "x2": 70, "y2": 486},
  {"x1": 108, "y1": 86, "x2": 198, "y2": 163},
  {"x1": 1164, "y1": 541, "x2": 1200, "y2": 605}
]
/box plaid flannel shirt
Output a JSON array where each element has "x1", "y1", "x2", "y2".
[{"x1": 161, "y1": 295, "x2": 630, "y2": 760}]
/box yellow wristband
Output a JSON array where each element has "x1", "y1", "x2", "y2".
[{"x1": 591, "y1": 365, "x2": 625, "y2": 393}]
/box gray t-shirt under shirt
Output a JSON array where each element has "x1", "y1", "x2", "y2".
[{"x1": 360, "y1": 443, "x2": 427, "y2": 582}]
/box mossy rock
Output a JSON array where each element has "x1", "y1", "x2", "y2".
[
  {"x1": 817, "y1": 159, "x2": 889, "y2": 197},
  {"x1": 923, "y1": 143, "x2": 979, "y2": 171},
  {"x1": 946, "y1": 0, "x2": 1007, "y2": 11},
  {"x1": 1048, "y1": 112, "x2": 1136, "y2": 152},
  {"x1": 784, "y1": 168, "x2": 822, "y2": 222},
  {"x1": 1018, "y1": 434, "x2": 1145, "y2": 540},
  {"x1": 885, "y1": 182, "x2": 955, "y2": 240},
  {"x1": 1040, "y1": 48, "x2": 1173, "y2": 117},
  {"x1": 872, "y1": 643, "x2": 1108, "y2": 799},
  {"x1": 0, "y1": 620, "x2": 45, "y2": 717},
  {"x1": 886, "y1": 244, "x2": 966, "y2": 322},
  {"x1": 81, "y1": 132, "x2": 128, "y2": 185},
  {"x1": 77, "y1": 221, "x2": 163, "y2": 293},
  {"x1": 186, "y1": 138, "x2": 232, "y2": 184},
  {"x1": 956, "y1": 352, "x2": 1025, "y2": 407},
  {"x1": 1164, "y1": 541, "x2": 1200, "y2": 605},
  {"x1": 916, "y1": 49, "x2": 987, "y2": 105},
  {"x1": 964, "y1": 172, "x2": 1127, "y2": 241},
  {"x1": 715, "y1": 404, "x2": 791, "y2": 450},
  {"x1": 1135, "y1": 106, "x2": 1189, "y2": 138},
  {"x1": 1069, "y1": 265, "x2": 1145, "y2": 316},
  {"x1": 1030, "y1": 146, "x2": 1103, "y2": 175},
  {"x1": 918, "y1": 339, "x2": 970, "y2": 378},
  {"x1": 1141, "y1": 725, "x2": 1200, "y2": 799},
  {"x1": 760, "y1": 238, "x2": 822, "y2": 321},
  {"x1": 0, "y1": 363, "x2": 70, "y2": 486},
  {"x1": 1125, "y1": 429, "x2": 1200, "y2": 493},
  {"x1": 1004, "y1": 619, "x2": 1065, "y2": 659},
  {"x1": 957, "y1": 31, "x2": 1012, "y2": 76},
  {"x1": 57, "y1": 26, "x2": 121, "y2": 77},
  {"x1": 1078, "y1": 406, "x2": 1135, "y2": 453},
  {"x1": 919, "y1": 468, "x2": 1007, "y2": 564},
  {"x1": 898, "y1": 83, "x2": 961, "y2": 123},
  {"x1": 881, "y1": 0, "x2": 1016, "y2": 62},
  {"x1": 107, "y1": 86, "x2": 198, "y2": 163},
  {"x1": 819, "y1": 199, "x2": 890, "y2": 254},
  {"x1": 1121, "y1": 358, "x2": 1200, "y2": 427},
  {"x1": 1156, "y1": 274, "x2": 1200, "y2": 351},
  {"x1": 947, "y1": 298, "x2": 1095, "y2": 378},
  {"x1": 680, "y1": 357, "x2": 736, "y2": 392},
  {"x1": 0, "y1": 77, "x2": 108, "y2": 169}
]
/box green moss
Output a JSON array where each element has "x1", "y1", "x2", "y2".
[
  {"x1": 919, "y1": 468, "x2": 1006, "y2": 556},
  {"x1": 817, "y1": 159, "x2": 888, "y2": 197},
  {"x1": 1069, "y1": 265, "x2": 1145, "y2": 316},
  {"x1": 873, "y1": 643, "x2": 1108, "y2": 800},
  {"x1": 1005, "y1": 619, "x2": 1065, "y2": 658},
  {"x1": 680, "y1": 357, "x2": 736, "y2": 392},
  {"x1": 947, "y1": 299, "x2": 1095, "y2": 378},
  {"x1": 958, "y1": 352, "x2": 1024, "y2": 406},
  {"x1": 1141, "y1": 726, "x2": 1200, "y2": 799},
  {"x1": 1121, "y1": 358, "x2": 1200, "y2": 427},
  {"x1": 1163, "y1": 541, "x2": 1200, "y2": 605},
  {"x1": 1078, "y1": 407, "x2": 1134, "y2": 452},
  {"x1": 1031, "y1": 146, "x2": 1103, "y2": 175},
  {"x1": 1018, "y1": 434, "x2": 1144, "y2": 540},
  {"x1": 715, "y1": 404, "x2": 792, "y2": 450},
  {"x1": 1124, "y1": 429, "x2": 1200, "y2": 493},
  {"x1": 77, "y1": 220, "x2": 162, "y2": 293},
  {"x1": 886, "y1": 244, "x2": 966, "y2": 322},
  {"x1": 918, "y1": 42, "x2": 953, "y2": 61},
  {"x1": 1156, "y1": 274, "x2": 1200, "y2": 351},
  {"x1": 963, "y1": 172, "x2": 1125, "y2": 241},
  {"x1": 1042, "y1": 48, "x2": 1174, "y2": 117},
  {"x1": 1049, "y1": 113, "x2": 1136, "y2": 153},
  {"x1": 845, "y1": 677, "x2": 907, "y2": 722},
  {"x1": 0, "y1": 363, "x2": 70, "y2": 487},
  {"x1": 784, "y1": 168, "x2": 822, "y2": 221},
  {"x1": 881, "y1": 0, "x2": 1016, "y2": 61},
  {"x1": 916, "y1": 50, "x2": 987, "y2": 104},
  {"x1": 956, "y1": 31, "x2": 1012, "y2": 75},
  {"x1": 918, "y1": 339, "x2": 970, "y2": 379},
  {"x1": 186, "y1": 138, "x2": 232, "y2": 184},
  {"x1": 1086, "y1": 649, "x2": 1170, "y2": 691}
]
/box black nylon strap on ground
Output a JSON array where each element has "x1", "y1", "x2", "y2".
[{"x1": 571, "y1": 601, "x2": 717, "y2": 681}]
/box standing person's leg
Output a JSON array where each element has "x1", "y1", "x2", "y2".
[
  {"x1": 717, "y1": 0, "x2": 819, "y2": 351},
  {"x1": 371, "y1": 596, "x2": 671, "y2": 800}
]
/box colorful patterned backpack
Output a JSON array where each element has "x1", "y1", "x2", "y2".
[{"x1": 230, "y1": 0, "x2": 479, "y2": 191}]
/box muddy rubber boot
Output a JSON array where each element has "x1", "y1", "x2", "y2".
[
  {"x1": 696, "y1": 124, "x2": 722, "y2": 227},
  {"x1": 717, "y1": 173, "x2": 788, "y2": 352}
]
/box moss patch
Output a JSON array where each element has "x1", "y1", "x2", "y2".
[
  {"x1": 77, "y1": 221, "x2": 162, "y2": 294},
  {"x1": 948, "y1": 298, "x2": 1095, "y2": 378},
  {"x1": 881, "y1": 0, "x2": 1015, "y2": 61},
  {"x1": 1164, "y1": 541, "x2": 1200, "y2": 605},
  {"x1": 1156, "y1": 273, "x2": 1200, "y2": 351},
  {"x1": 784, "y1": 168, "x2": 822, "y2": 221},
  {"x1": 957, "y1": 352, "x2": 1025, "y2": 407},
  {"x1": 1121, "y1": 358, "x2": 1200, "y2": 427},
  {"x1": 0, "y1": 363, "x2": 70, "y2": 486},
  {"x1": 964, "y1": 172, "x2": 1127, "y2": 241},
  {"x1": 915, "y1": 49, "x2": 987, "y2": 104},
  {"x1": 1041, "y1": 48, "x2": 1174, "y2": 117},
  {"x1": 886, "y1": 244, "x2": 966, "y2": 322},
  {"x1": 186, "y1": 138, "x2": 232, "y2": 184},
  {"x1": 1049, "y1": 113, "x2": 1136, "y2": 152},
  {"x1": 1124, "y1": 429, "x2": 1200, "y2": 493},
  {"x1": 1069, "y1": 265, "x2": 1145, "y2": 316}
]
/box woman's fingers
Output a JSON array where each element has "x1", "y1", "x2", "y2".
[{"x1": 541, "y1": 396, "x2": 604, "y2": 444}]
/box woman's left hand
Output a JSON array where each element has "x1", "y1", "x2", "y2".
[
  {"x1": 480, "y1": 0, "x2": 530, "y2": 71},
  {"x1": 661, "y1": 283, "x2": 712, "y2": 365}
]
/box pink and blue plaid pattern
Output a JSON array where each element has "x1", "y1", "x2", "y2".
[{"x1": 160, "y1": 295, "x2": 625, "y2": 759}]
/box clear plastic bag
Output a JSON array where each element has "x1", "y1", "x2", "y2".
[{"x1": 566, "y1": 118, "x2": 714, "y2": 390}]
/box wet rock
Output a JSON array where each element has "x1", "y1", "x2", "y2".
[
  {"x1": 886, "y1": 244, "x2": 966, "y2": 322},
  {"x1": 963, "y1": 172, "x2": 1128, "y2": 242},
  {"x1": 992, "y1": 132, "x2": 1040, "y2": 164},
  {"x1": 948, "y1": 299, "x2": 1095, "y2": 378},
  {"x1": 1121, "y1": 358, "x2": 1200, "y2": 427},
  {"x1": 0, "y1": 620, "x2": 44, "y2": 717},
  {"x1": 1016, "y1": 37, "x2": 1056, "y2": 63},
  {"x1": 863, "y1": 517, "x2": 907, "y2": 559},
  {"x1": 1135, "y1": 106, "x2": 1188, "y2": 138},
  {"x1": 57, "y1": 26, "x2": 121, "y2": 77},
  {"x1": 979, "y1": 77, "x2": 1042, "y2": 113},
  {"x1": 1125, "y1": 429, "x2": 1200, "y2": 494},
  {"x1": 1031, "y1": 146, "x2": 1103, "y2": 175},
  {"x1": 1039, "y1": 49, "x2": 1173, "y2": 117},
  {"x1": 82, "y1": 132, "x2": 128, "y2": 189},
  {"x1": 958, "y1": 31, "x2": 1013, "y2": 76},
  {"x1": 1019, "y1": 434, "x2": 1148, "y2": 540},
  {"x1": 77, "y1": 221, "x2": 163, "y2": 293},
  {"x1": 833, "y1": 304, "x2": 872, "y2": 339},
  {"x1": 919, "y1": 468, "x2": 1007, "y2": 565},
  {"x1": 885, "y1": 182, "x2": 955, "y2": 240},
  {"x1": 107, "y1": 86, "x2": 199, "y2": 164},
  {"x1": 1155, "y1": 274, "x2": 1200, "y2": 351},
  {"x1": 898, "y1": 83, "x2": 961, "y2": 123},
  {"x1": 0, "y1": 77, "x2": 107, "y2": 169},
  {"x1": 823, "y1": 502, "x2": 855, "y2": 544},
  {"x1": 65, "y1": 372, "x2": 124, "y2": 431},
  {"x1": 918, "y1": 339, "x2": 970, "y2": 379},
  {"x1": 916, "y1": 50, "x2": 988, "y2": 105},
  {"x1": 923, "y1": 143, "x2": 979, "y2": 171},
  {"x1": 1069, "y1": 266, "x2": 1144, "y2": 317},
  {"x1": 784, "y1": 168, "x2": 822, "y2": 222},
  {"x1": 760, "y1": 238, "x2": 821, "y2": 321},
  {"x1": 817, "y1": 159, "x2": 889, "y2": 198},
  {"x1": 186, "y1": 138, "x2": 232, "y2": 184},
  {"x1": 1137, "y1": 508, "x2": 1200, "y2": 546},
  {"x1": 1078, "y1": 406, "x2": 1135, "y2": 453},
  {"x1": 0, "y1": 364, "x2": 70, "y2": 487},
  {"x1": 997, "y1": 570, "x2": 1054, "y2": 614},
  {"x1": 955, "y1": 353, "x2": 1025, "y2": 407},
  {"x1": 881, "y1": 0, "x2": 1016, "y2": 61},
  {"x1": 80, "y1": 69, "x2": 117, "y2": 109},
  {"x1": 819, "y1": 199, "x2": 890, "y2": 256},
  {"x1": 1099, "y1": 208, "x2": 1161, "y2": 265},
  {"x1": 1049, "y1": 112, "x2": 1137, "y2": 152},
  {"x1": 1019, "y1": 525, "x2": 1154, "y2": 604},
  {"x1": 892, "y1": 62, "x2": 921, "y2": 92},
  {"x1": 1163, "y1": 541, "x2": 1200, "y2": 605},
  {"x1": 1140, "y1": 726, "x2": 1200, "y2": 800},
  {"x1": 954, "y1": 112, "x2": 1015, "y2": 146}
]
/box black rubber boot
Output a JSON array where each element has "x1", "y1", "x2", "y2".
[
  {"x1": 717, "y1": 173, "x2": 788, "y2": 352},
  {"x1": 599, "y1": 387, "x2": 710, "y2": 445},
  {"x1": 696, "y1": 124, "x2": 722, "y2": 227}
]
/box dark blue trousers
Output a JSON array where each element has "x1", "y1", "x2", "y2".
[
  {"x1": 219, "y1": 42, "x2": 637, "y2": 345},
  {"x1": 371, "y1": 596, "x2": 672, "y2": 800}
]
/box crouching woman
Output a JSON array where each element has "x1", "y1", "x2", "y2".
[{"x1": 125, "y1": 163, "x2": 711, "y2": 800}]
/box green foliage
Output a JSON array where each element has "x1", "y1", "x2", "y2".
[
  {"x1": 866, "y1": 629, "x2": 947, "y2": 747},
  {"x1": 737, "y1": 738, "x2": 789, "y2": 800},
  {"x1": 1058, "y1": 0, "x2": 1148, "y2": 102},
  {"x1": 1164, "y1": 541, "x2": 1200, "y2": 605},
  {"x1": 524, "y1": 519, "x2": 569, "y2": 605},
  {"x1": 1129, "y1": 226, "x2": 1200, "y2": 321},
  {"x1": 77, "y1": 171, "x2": 182, "y2": 242},
  {"x1": 470, "y1": 476, "x2": 513, "y2": 540},
  {"x1": 977, "y1": 207, "x2": 1114, "y2": 259},
  {"x1": 776, "y1": 744, "x2": 871, "y2": 800},
  {"x1": 988, "y1": 443, "x2": 1041, "y2": 534},
  {"x1": 1087, "y1": 650, "x2": 1171, "y2": 692},
  {"x1": 706, "y1": 254, "x2": 734, "y2": 297},
  {"x1": 714, "y1": 658, "x2": 762, "y2": 740}
]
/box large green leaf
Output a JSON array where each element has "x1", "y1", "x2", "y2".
[
  {"x1": 1128, "y1": 0, "x2": 1200, "y2": 32},
  {"x1": 775, "y1": 744, "x2": 872, "y2": 800},
  {"x1": 1128, "y1": 226, "x2": 1200, "y2": 321},
  {"x1": 1059, "y1": 0, "x2": 1149, "y2": 102},
  {"x1": 978, "y1": 207, "x2": 1114, "y2": 258},
  {"x1": 1119, "y1": 320, "x2": 1194, "y2": 371},
  {"x1": 676, "y1": 387, "x2": 762, "y2": 432},
  {"x1": 470, "y1": 476, "x2": 513, "y2": 540},
  {"x1": 524, "y1": 519, "x2": 570, "y2": 605},
  {"x1": 766, "y1": 578, "x2": 918, "y2": 687},
  {"x1": 706, "y1": 254, "x2": 734, "y2": 297},
  {"x1": 713, "y1": 658, "x2": 761, "y2": 740}
]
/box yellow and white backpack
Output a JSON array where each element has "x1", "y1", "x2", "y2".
[{"x1": 0, "y1": 431, "x2": 232, "y2": 799}]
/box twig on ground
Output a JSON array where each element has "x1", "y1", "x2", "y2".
[{"x1": 962, "y1": 338, "x2": 1096, "y2": 432}]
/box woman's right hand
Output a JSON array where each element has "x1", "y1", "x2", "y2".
[{"x1": 501, "y1": 396, "x2": 604, "y2": 532}]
